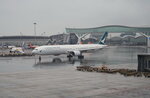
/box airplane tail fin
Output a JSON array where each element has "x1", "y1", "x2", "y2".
[
  {"x1": 21, "y1": 42, "x2": 25, "y2": 49},
  {"x1": 99, "y1": 32, "x2": 108, "y2": 44}
]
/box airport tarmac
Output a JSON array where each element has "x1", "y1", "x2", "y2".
[{"x1": 0, "y1": 46, "x2": 150, "y2": 98}]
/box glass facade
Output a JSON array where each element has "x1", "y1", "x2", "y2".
[{"x1": 66, "y1": 25, "x2": 150, "y2": 36}]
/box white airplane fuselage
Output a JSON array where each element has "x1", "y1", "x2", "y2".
[
  {"x1": 32, "y1": 32, "x2": 108, "y2": 58},
  {"x1": 32, "y1": 44, "x2": 107, "y2": 56},
  {"x1": 10, "y1": 47, "x2": 24, "y2": 53}
]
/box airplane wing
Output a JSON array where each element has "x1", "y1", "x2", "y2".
[{"x1": 67, "y1": 48, "x2": 99, "y2": 55}]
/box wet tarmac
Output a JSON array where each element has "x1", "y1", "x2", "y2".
[{"x1": 0, "y1": 46, "x2": 150, "y2": 98}]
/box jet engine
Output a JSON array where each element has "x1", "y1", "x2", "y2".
[{"x1": 69, "y1": 51, "x2": 81, "y2": 56}]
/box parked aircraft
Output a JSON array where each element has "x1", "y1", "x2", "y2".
[
  {"x1": 7, "y1": 45, "x2": 16, "y2": 49},
  {"x1": 10, "y1": 47, "x2": 24, "y2": 53},
  {"x1": 32, "y1": 32, "x2": 108, "y2": 59},
  {"x1": 28, "y1": 43, "x2": 38, "y2": 49},
  {"x1": 9, "y1": 42, "x2": 25, "y2": 53}
]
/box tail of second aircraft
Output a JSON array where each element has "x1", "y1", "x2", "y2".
[{"x1": 99, "y1": 32, "x2": 108, "y2": 44}]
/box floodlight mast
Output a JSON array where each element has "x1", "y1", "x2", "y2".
[{"x1": 34, "y1": 23, "x2": 37, "y2": 44}]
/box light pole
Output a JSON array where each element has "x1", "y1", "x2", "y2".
[
  {"x1": 41, "y1": 32, "x2": 46, "y2": 45},
  {"x1": 20, "y1": 32, "x2": 23, "y2": 46},
  {"x1": 34, "y1": 23, "x2": 37, "y2": 44}
]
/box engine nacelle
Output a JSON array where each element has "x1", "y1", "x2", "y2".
[{"x1": 69, "y1": 51, "x2": 81, "y2": 56}]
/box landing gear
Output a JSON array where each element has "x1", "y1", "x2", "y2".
[
  {"x1": 67, "y1": 55, "x2": 73, "y2": 61},
  {"x1": 67, "y1": 54, "x2": 84, "y2": 61},
  {"x1": 78, "y1": 55, "x2": 84, "y2": 59},
  {"x1": 39, "y1": 56, "x2": 41, "y2": 62},
  {"x1": 67, "y1": 55, "x2": 73, "y2": 58}
]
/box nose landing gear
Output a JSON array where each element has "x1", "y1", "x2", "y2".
[{"x1": 39, "y1": 56, "x2": 41, "y2": 62}]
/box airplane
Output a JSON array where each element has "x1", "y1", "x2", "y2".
[
  {"x1": 9, "y1": 42, "x2": 25, "y2": 53},
  {"x1": 28, "y1": 43, "x2": 38, "y2": 49},
  {"x1": 7, "y1": 45, "x2": 16, "y2": 49},
  {"x1": 10, "y1": 47, "x2": 24, "y2": 53},
  {"x1": 32, "y1": 32, "x2": 108, "y2": 59}
]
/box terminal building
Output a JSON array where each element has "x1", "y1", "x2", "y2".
[
  {"x1": 0, "y1": 34, "x2": 78, "y2": 46},
  {"x1": 47, "y1": 33, "x2": 78, "y2": 45},
  {"x1": 0, "y1": 36, "x2": 49, "y2": 46},
  {"x1": 66, "y1": 25, "x2": 150, "y2": 46},
  {"x1": 1, "y1": 25, "x2": 150, "y2": 46}
]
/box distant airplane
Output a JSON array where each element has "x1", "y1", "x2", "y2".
[
  {"x1": 7, "y1": 45, "x2": 16, "y2": 49},
  {"x1": 10, "y1": 47, "x2": 24, "y2": 53},
  {"x1": 28, "y1": 43, "x2": 38, "y2": 49},
  {"x1": 9, "y1": 42, "x2": 25, "y2": 53},
  {"x1": 32, "y1": 32, "x2": 108, "y2": 59}
]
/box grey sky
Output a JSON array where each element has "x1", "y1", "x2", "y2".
[{"x1": 0, "y1": 0, "x2": 150, "y2": 36}]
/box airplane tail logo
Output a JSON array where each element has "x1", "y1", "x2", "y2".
[{"x1": 99, "y1": 32, "x2": 108, "y2": 44}]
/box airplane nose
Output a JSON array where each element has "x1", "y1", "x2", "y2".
[{"x1": 32, "y1": 50, "x2": 37, "y2": 54}]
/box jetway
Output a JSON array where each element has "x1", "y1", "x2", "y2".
[{"x1": 141, "y1": 32, "x2": 150, "y2": 47}]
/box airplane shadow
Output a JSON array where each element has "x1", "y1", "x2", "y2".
[
  {"x1": 33, "y1": 57, "x2": 108, "y2": 69},
  {"x1": 33, "y1": 57, "x2": 83, "y2": 69}
]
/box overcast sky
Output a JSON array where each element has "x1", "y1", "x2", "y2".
[{"x1": 0, "y1": 0, "x2": 150, "y2": 36}]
